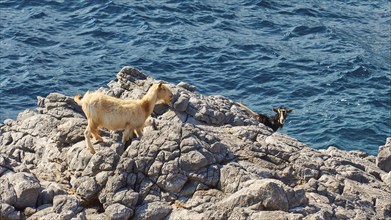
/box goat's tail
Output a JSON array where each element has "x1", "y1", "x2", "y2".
[
  {"x1": 236, "y1": 102, "x2": 258, "y2": 117},
  {"x1": 74, "y1": 94, "x2": 83, "y2": 106}
]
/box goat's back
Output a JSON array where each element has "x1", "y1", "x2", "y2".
[{"x1": 81, "y1": 92, "x2": 143, "y2": 130}]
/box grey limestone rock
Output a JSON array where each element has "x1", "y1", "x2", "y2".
[
  {"x1": 1, "y1": 172, "x2": 41, "y2": 210},
  {"x1": 377, "y1": 137, "x2": 391, "y2": 172},
  {"x1": 0, "y1": 66, "x2": 390, "y2": 219},
  {"x1": 0, "y1": 177, "x2": 17, "y2": 205},
  {"x1": 54, "y1": 117, "x2": 86, "y2": 149},
  {"x1": 37, "y1": 181, "x2": 66, "y2": 206},
  {"x1": 134, "y1": 201, "x2": 172, "y2": 220},
  {"x1": 179, "y1": 150, "x2": 209, "y2": 171},
  {"x1": 0, "y1": 203, "x2": 21, "y2": 220},
  {"x1": 71, "y1": 176, "x2": 99, "y2": 201},
  {"x1": 173, "y1": 92, "x2": 190, "y2": 112},
  {"x1": 104, "y1": 203, "x2": 133, "y2": 220},
  {"x1": 381, "y1": 171, "x2": 391, "y2": 185},
  {"x1": 218, "y1": 179, "x2": 290, "y2": 212},
  {"x1": 52, "y1": 195, "x2": 81, "y2": 219},
  {"x1": 66, "y1": 141, "x2": 93, "y2": 171},
  {"x1": 177, "y1": 81, "x2": 196, "y2": 92}
]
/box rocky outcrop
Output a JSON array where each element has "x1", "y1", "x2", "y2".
[
  {"x1": 1, "y1": 66, "x2": 390, "y2": 219},
  {"x1": 377, "y1": 138, "x2": 391, "y2": 173}
]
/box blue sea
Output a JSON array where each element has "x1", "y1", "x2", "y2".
[{"x1": 1, "y1": 0, "x2": 390, "y2": 155}]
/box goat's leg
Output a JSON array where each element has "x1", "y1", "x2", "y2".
[
  {"x1": 84, "y1": 125, "x2": 96, "y2": 154},
  {"x1": 91, "y1": 128, "x2": 103, "y2": 142},
  {"x1": 87, "y1": 119, "x2": 103, "y2": 142},
  {"x1": 122, "y1": 126, "x2": 134, "y2": 144},
  {"x1": 135, "y1": 127, "x2": 143, "y2": 138}
]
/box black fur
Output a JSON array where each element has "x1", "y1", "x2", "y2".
[
  {"x1": 256, "y1": 112, "x2": 283, "y2": 132},
  {"x1": 238, "y1": 103, "x2": 292, "y2": 132}
]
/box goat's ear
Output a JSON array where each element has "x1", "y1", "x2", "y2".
[
  {"x1": 272, "y1": 108, "x2": 278, "y2": 113},
  {"x1": 158, "y1": 82, "x2": 163, "y2": 88},
  {"x1": 287, "y1": 109, "x2": 293, "y2": 113}
]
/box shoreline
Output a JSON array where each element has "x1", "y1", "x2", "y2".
[{"x1": 0, "y1": 66, "x2": 390, "y2": 219}]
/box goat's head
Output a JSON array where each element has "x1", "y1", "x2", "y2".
[
  {"x1": 272, "y1": 107, "x2": 293, "y2": 125},
  {"x1": 156, "y1": 82, "x2": 174, "y2": 105}
]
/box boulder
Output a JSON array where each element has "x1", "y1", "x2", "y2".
[
  {"x1": 216, "y1": 179, "x2": 295, "y2": 213},
  {"x1": 1, "y1": 172, "x2": 41, "y2": 209},
  {"x1": 377, "y1": 138, "x2": 391, "y2": 172},
  {"x1": 52, "y1": 195, "x2": 81, "y2": 219},
  {"x1": 134, "y1": 201, "x2": 172, "y2": 220},
  {"x1": 104, "y1": 203, "x2": 133, "y2": 220}
]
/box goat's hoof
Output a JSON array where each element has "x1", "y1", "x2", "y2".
[{"x1": 88, "y1": 148, "x2": 96, "y2": 154}]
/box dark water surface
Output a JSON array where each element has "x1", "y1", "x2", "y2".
[{"x1": 1, "y1": 0, "x2": 390, "y2": 154}]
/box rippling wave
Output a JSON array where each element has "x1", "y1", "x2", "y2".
[{"x1": 1, "y1": 0, "x2": 390, "y2": 154}]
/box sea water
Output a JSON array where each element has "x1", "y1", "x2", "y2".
[{"x1": 1, "y1": 0, "x2": 390, "y2": 154}]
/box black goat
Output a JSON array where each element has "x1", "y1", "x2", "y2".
[{"x1": 237, "y1": 103, "x2": 293, "y2": 132}]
